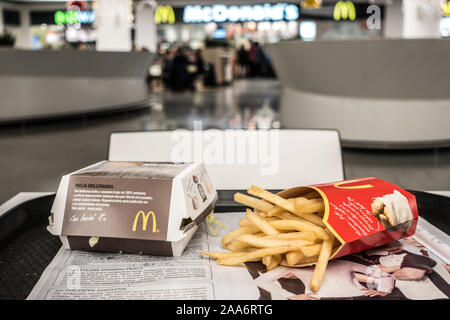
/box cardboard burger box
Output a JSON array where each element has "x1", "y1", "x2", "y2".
[
  {"x1": 48, "y1": 161, "x2": 218, "y2": 256},
  {"x1": 279, "y1": 177, "x2": 418, "y2": 264}
]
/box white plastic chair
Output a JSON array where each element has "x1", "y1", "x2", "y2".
[{"x1": 108, "y1": 129, "x2": 344, "y2": 191}]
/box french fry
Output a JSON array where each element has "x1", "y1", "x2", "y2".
[
  {"x1": 248, "y1": 186, "x2": 324, "y2": 226},
  {"x1": 294, "y1": 198, "x2": 325, "y2": 214},
  {"x1": 310, "y1": 239, "x2": 333, "y2": 292},
  {"x1": 239, "y1": 216, "x2": 278, "y2": 227},
  {"x1": 201, "y1": 249, "x2": 261, "y2": 262},
  {"x1": 239, "y1": 218, "x2": 252, "y2": 227},
  {"x1": 236, "y1": 234, "x2": 313, "y2": 248},
  {"x1": 281, "y1": 254, "x2": 320, "y2": 266},
  {"x1": 234, "y1": 192, "x2": 274, "y2": 212},
  {"x1": 217, "y1": 244, "x2": 305, "y2": 266},
  {"x1": 247, "y1": 185, "x2": 297, "y2": 214},
  {"x1": 226, "y1": 240, "x2": 252, "y2": 252},
  {"x1": 266, "y1": 205, "x2": 284, "y2": 217},
  {"x1": 295, "y1": 254, "x2": 320, "y2": 265},
  {"x1": 275, "y1": 211, "x2": 307, "y2": 222},
  {"x1": 246, "y1": 209, "x2": 279, "y2": 236},
  {"x1": 286, "y1": 250, "x2": 305, "y2": 266},
  {"x1": 299, "y1": 243, "x2": 322, "y2": 257},
  {"x1": 262, "y1": 255, "x2": 272, "y2": 267},
  {"x1": 200, "y1": 250, "x2": 248, "y2": 259},
  {"x1": 263, "y1": 231, "x2": 317, "y2": 242},
  {"x1": 302, "y1": 191, "x2": 321, "y2": 199},
  {"x1": 221, "y1": 225, "x2": 260, "y2": 246},
  {"x1": 257, "y1": 211, "x2": 268, "y2": 218},
  {"x1": 267, "y1": 254, "x2": 282, "y2": 270},
  {"x1": 268, "y1": 220, "x2": 329, "y2": 240}
]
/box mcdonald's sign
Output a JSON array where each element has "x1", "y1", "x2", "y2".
[
  {"x1": 155, "y1": 5, "x2": 175, "y2": 24},
  {"x1": 443, "y1": 2, "x2": 450, "y2": 16},
  {"x1": 132, "y1": 210, "x2": 159, "y2": 232},
  {"x1": 333, "y1": 1, "x2": 356, "y2": 21}
]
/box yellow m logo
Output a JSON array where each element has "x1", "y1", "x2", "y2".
[
  {"x1": 334, "y1": 179, "x2": 373, "y2": 190},
  {"x1": 155, "y1": 5, "x2": 175, "y2": 24},
  {"x1": 333, "y1": 1, "x2": 356, "y2": 21},
  {"x1": 443, "y1": 2, "x2": 450, "y2": 16},
  {"x1": 132, "y1": 210, "x2": 158, "y2": 232}
]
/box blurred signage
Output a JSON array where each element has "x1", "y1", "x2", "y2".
[
  {"x1": 333, "y1": 1, "x2": 356, "y2": 21},
  {"x1": 155, "y1": 5, "x2": 176, "y2": 24},
  {"x1": 301, "y1": 0, "x2": 322, "y2": 9},
  {"x1": 54, "y1": 10, "x2": 95, "y2": 24},
  {"x1": 443, "y1": 2, "x2": 450, "y2": 16},
  {"x1": 299, "y1": 20, "x2": 317, "y2": 40},
  {"x1": 212, "y1": 28, "x2": 227, "y2": 39},
  {"x1": 183, "y1": 3, "x2": 299, "y2": 23},
  {"x1": 440, "y1": 16, "x2": 450, "y2": 36},
  {"x1": 2, "y1": 9, "x2": 21, "y2": 26}
]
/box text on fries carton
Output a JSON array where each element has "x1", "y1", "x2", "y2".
[
  {"x1": 279, "y1": 177, "x2": 418, "y2": 261},
  {"x1": 48, "y1": 161, "x2": 218, "y2": 256}
]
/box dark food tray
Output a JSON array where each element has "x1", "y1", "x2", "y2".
[{"x1": 0, "y1": 191, "x2": 449, "y2": 300}]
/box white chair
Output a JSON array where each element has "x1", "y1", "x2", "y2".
[{"x1": 108, "y1": 129, "x2": 344, "y2": 191}]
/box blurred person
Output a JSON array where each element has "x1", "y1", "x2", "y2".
[
  {"x1": 192, "y1": 49, "x2": 206, "y2": 91},
  {"x1": 162, "y1": 49, "x2": 174, "y2": 89},
  {"x1": 77, "y1": 42, "x2": 88, "y2": 50},
  {"x1": 237, "y1": 45, "x2": 249, "y2": 77},
  {"x1": 193, "y1": 49, "x2": 205, "y2": 76},
  {"x1": 248, "y1": 41, "x2": 257, "y2": 77},
  {"x1": 248, "y1": 42, "x2": 265, "y2": 77},
  {"x1": 169, "y1": 47, "x2": 191, "y2": 91}
]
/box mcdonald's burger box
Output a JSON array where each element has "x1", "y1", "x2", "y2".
[{"x1": 48, "y1": 161, "x2": 218, "y2": 256}]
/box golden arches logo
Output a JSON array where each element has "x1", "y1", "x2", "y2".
[
  {"x1": 443, "y1": 2, "x2": 450, "y2": 16},
  {"x1": 155, "y1": 5, "x2": 175, "y2": 24},
  {"x1": 132, "y1": 210, "x2": 159, "y2": 232},
  {"x1": 333, "y1": 1, "x2": 356, "y2": 21},
  {"x1": 334, "y1": 179, "x2": 373, "y2": 190}
]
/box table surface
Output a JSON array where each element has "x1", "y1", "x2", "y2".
[{"x1": 0, "y1": 190, "x2": 449, "y2": 300}]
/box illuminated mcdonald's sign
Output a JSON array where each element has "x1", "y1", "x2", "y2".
[
  {"x1": 155, "y1": 5, "x2": 175, "y2": 24},
  {"x1": 443, "y1": 1, "x2": 450, "y2": 16},
  {"x1": 333, "y1": 1, "x2": 356, "y2": 21},
  {"x1": 183, "y1": 3, "x2": 299, "y2": 23},
  {"x1": 132, "y1": 210, "x2": 159, "y2": 232}
]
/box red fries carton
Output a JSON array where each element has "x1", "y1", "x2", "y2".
[{"x1": 279, "y1": 177, "x2": 418, "y2": 260}]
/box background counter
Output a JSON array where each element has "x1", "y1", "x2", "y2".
[{"x1": 0, "y1": 49, "x2": 154, "y2": 124}]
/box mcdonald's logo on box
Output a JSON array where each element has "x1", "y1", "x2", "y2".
[
  {"x1": 49, "y1": 161, "x2": 218, "y2": 256},
  {"x1": 132, "y1": 210, "x2": 159, "y2": 233}
]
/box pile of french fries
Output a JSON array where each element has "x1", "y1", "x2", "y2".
[{"x1": 200, "y1": 185, "x2": 341, "y2": 292}]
